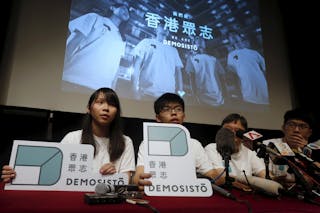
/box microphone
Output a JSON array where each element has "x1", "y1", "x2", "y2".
[
  {"x1": 95, "y1": 184, "x2": 117, "y2": 195},
  {"x1": 303, "y1": 143, "x2": 320, "y2": 162},
  {"x1": 236, "y1": 129, "x2": 283, "y2": 180},
  {"x1": 95, "y1": 183, "x2": 139, "y2": 195},
  {"x1": 291, "y1": 148, "x2": 320, "y2": 183},
  {"x1": 236, "y1": 130, "x2": 320, "y2": 199},
  {"x1": 294, "y1": 149, "x2": 315, "y2": 165},
  {"x1": 236, "y1": 130, "x2": 282, "y2": 158},
  {"x1": 266, "y1": 144, "x2": 320, "y2": 194},
  {"x1": 215, "y1": 127, "x2": 236, "y2": 159},
  {"x1": 267, "y1": 142, "x2": 319, "y2": 173},
  {"x1": 235, "y1": 129, "x2": 263, "y2": 141},
  {"x1": 197, "y1": 173, "x2": 236, "y2": 200},
  {"x1": 211, "y1": 182, "x2": 237, "y2": 200},
  {"x1": 84, "y1": 183, "x2": 140, "y2": 205},
  {"x1": 215, "y1": 127, "x2": 237, "y2": 188}
]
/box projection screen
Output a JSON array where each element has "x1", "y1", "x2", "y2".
[{"x1": 3, "y1": 0, "x2": 292, "y2": 129}]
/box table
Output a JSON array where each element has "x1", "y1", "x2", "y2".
[{"x1": 1, "y1": 182, "x2": 319, "y2": 213}]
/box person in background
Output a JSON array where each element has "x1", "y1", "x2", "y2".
[
  {"x1": 185, "y1": 36, "x2": 225, "y2": 107},
  {"x1": 131, "y1": 22, "x2": 184, "y2": 100},
  {"x1": 62, "y1": 2, "x2": 130, "y2": 90},
  {"x1": 205, "y1": 113, "x2": 266, "y2": 182},
  {"x1": 1, "y1": 88, "x2": 135, "y2": 183},
  {"x1": 132, "y1": 93, "x2": 223, "y2": 190},
  {"x1": 226, "y1": 31, "x2": 268, "y2": 105},
  {"x1": 263, "y1": 108, "x2": 314, "y2": 183}
]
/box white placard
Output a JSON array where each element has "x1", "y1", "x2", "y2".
[
  {"x1": 143, "y1": 122, "x2": 212, "y2": 197},
  {"x1": 5, "y1": 140, "x2": 128, "y2": 191}
]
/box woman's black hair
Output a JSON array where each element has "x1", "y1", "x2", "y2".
[{"x1": 81, "y1": 87, "x2": 125, "y2": 162}]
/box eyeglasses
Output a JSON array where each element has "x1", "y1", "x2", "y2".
[
  {"x1": 161, "y1": 106, "x2": 184, "y2": 114},
  {"x1": 285, "y1": 121, "x2": 310, "y2": 130}
]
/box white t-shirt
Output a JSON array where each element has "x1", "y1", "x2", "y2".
[
  {"x1": 63, "y1": 13, "x2": 125, "y2": 89},
  {"x1": 133, "y1": 38, "x2": 183, "y2": 97},
  {"x1": 136, "y1": 138, "x2": 213, "y2": 175},
  {"x1": 205, "y1": 143, "x2": 265, "y2": 177},
  {"x1": 61, "y1": 130, "x2": 135, "y2": 174},
  {"x1": 227, "y1": 48, "x2": 268, "y2": 104},
  {"x1": 187, "y1": 53, "x2": 224, "y2": 106}
]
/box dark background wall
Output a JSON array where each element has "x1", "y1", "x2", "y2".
[
  {"x1": 277, "y1": 1, "x2": 320, "y2": 140},
  {"x1": 277, "y1": 2, "x2": 317, "y2": 111}
]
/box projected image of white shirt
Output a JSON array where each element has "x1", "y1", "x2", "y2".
[
  {"x1": 133, "y1": 39, "x2": 183, "y2": 97},
  {"x1": 226, "y1": 31, "x2": 269, "y2": 105},
  {"x1": 185, "y1": 37, "x2": 224, "y2": 106},
  {"x1": 62, "y1": 4, "x2": 129, "y2": 90},
  {"x1": 227, "y1": 48, "x2": 268, "y2": 104},
  {"x1": 132, "y1": 23, "x2": 183, "y2": 99}
]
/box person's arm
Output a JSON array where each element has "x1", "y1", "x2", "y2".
[
  {"x1": 1, "y1": 165, "x2": 16, "y2": 183},
  {"x1": 99, "y1": 163, "x2": 116, "y2": 175},
  {"x1": 175, "y1": 67, "x2": 184, "y2": 93},
  {"x1": 204, "y1": 143, "x2": 226, "y2": 185},
  {"x1": 203, "y1": 168, "x2": 225, "y2": 186},
  {"x1": 99, "y1": 164, "x2": 133, "y2": 183},
  {"x1": 256, "y1": 169, "x2": 266, "y2": 178},
  {"x1": 256, "y1": 51, "x2": 266, "y2": 76},
  {"x1": 65, "y1": 13, "x2": 97, "y2": 58},
  {"x1": 251, "y1": 149, "x2": 267, "y2": 178},
  {"x1": 131, "y1": 55, "x2": 143, "y2": 98},
  {"x1": 204, "y1": 168, "x2": 253, "y2": 192},
  {"x1": 269, "y1": 163, "x2": 296, "y2": 184},
  {"x1": 133, "y1": 141, "x2": 152, "y2": 191},
  {"x1": 133, "y1": 165, "x2": 152, "y2": 191},
  {"x1": 173, "y1": 46, "x2": 184, "y2": 95},
  {"x1": 285, "y1": 133, "x2": 309, "y2": 150},
  {"x1": 130, "y1": 39, "x2": 148, "y2": 99}
]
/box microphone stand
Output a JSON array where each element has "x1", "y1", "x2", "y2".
[
  {"x1": 223, "y1": 152, "x2": 234, "y2": 190},
  {"x1": 264, "y1": 153, "x2": 271, "y2": 180},
  {"x1": 266, "y1": 149, "x2": 320, "y2": 206},
  {"x1": 256, "y1": 144, "x2": 271, "y2": 180}
]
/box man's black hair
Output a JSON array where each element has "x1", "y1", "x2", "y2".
[
  {"x1": 221, "y1": 113, "x2": 248, "y2": 130},
  {"x1": 154, "y1": 93, "x2": 185, "y2": 114},
  {"x1": 284, "y1": 108, "x2": 314, "y2": 129}
]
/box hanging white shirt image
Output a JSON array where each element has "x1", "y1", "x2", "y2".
[
  {"x1": 227, "y1": 48, "x2": 269, "y2": 104},
  {"x1": 62, "y1": 13, "x2": 126, "y2": 90},
  {"x1": 187, "y1": 53, "x2": 224, "y2": 106},
  {"x1": 133, "y1": 38, "x2": 183, "y2": 97}
]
